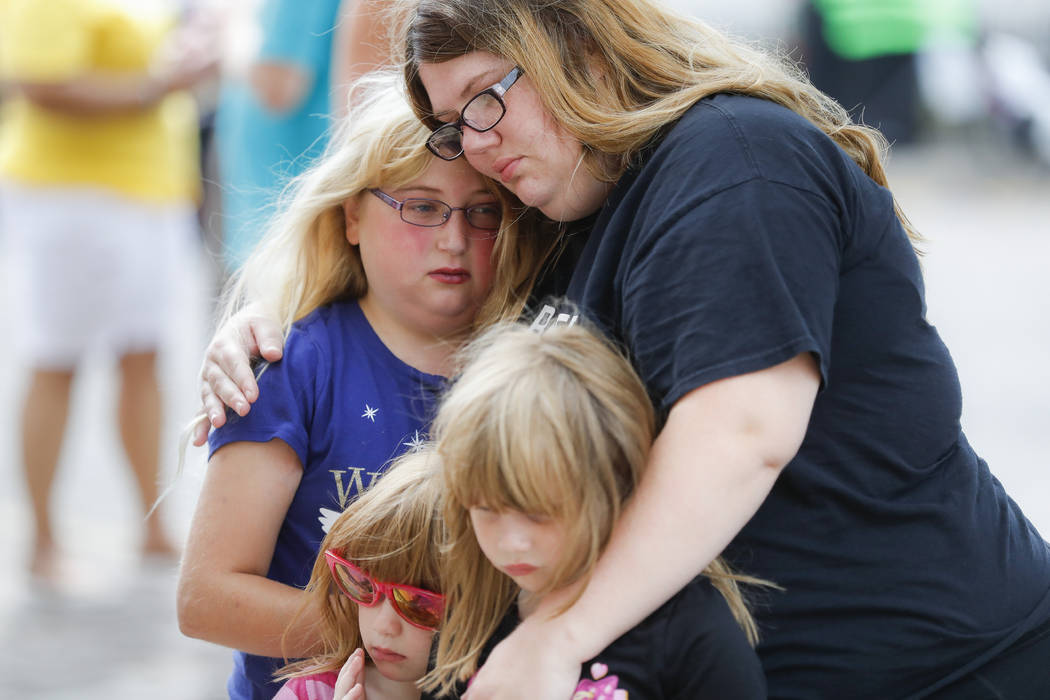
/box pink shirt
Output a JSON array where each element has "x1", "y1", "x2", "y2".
[{"x1": 272, "y1": 671, "x2": 339, "y2": 700}]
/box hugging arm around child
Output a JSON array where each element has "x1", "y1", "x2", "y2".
[{"x1": 420, "y1": 318, "x2": 769, "y2": 699}]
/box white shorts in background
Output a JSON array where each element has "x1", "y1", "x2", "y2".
[{"x1": 1, "y1": 182, "x2": 196, "y2": 368}]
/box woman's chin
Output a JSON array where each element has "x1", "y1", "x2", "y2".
[{"x1": 525, "y1": 183, "x2": 605, "y2": 222}]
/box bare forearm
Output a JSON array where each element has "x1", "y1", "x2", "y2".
[
  {"x1": 16, "y1": 39, "x2": 217, "y2": 117},
  {"x1": 560, "y1": 427, "x2": 780, "y2": 658},
  {"x1": 178, "y1": 570, "x2": 323, "y2": 659},
  {"x1": 17, "y1": 75, "x2": 171, "y2": 115},
  {"x1": 537, "y1": 354, "x2": 818, "y2": 660},
  {"x1": 177, "y1": 442, "x2": 316, "y2": 658}
]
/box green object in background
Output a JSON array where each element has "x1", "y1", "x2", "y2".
[{"x1": 813, "y1": 0, "x2": 977, "y2": 60}]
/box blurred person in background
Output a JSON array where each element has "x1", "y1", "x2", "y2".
[
  {"x1": 800, "y1": 0, "x2": 978, "y2": 145},
  {"x1": 177, "y1": 0, "x2": 225, "y2": 273},
  {"x1": 0, "y1": 0, "x2": 219, "y2": 579},
  {"x1": 213, "y1": 0, "x2": 341, "y2": 273},
  {"x1": 220, "y1": 0, "x2": 397, "y2": 273},
  {"x1": 330, "y1": 0, "x2": 396, "y2": 116},
  {"x1": 980, "y1": 31, "x2": 1050, "y2": 166}
]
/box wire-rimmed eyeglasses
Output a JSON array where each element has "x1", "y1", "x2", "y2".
[{"x1": 369, "y1": 189, "x2": 501, "y2": 238}]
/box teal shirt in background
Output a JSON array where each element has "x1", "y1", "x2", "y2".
[{"x1": 215, "y1": 0, "x2": 341, "y2": 271}]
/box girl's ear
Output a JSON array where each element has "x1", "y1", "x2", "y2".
[{"x1": 343, "y1": 198, "x2": 361, "y2": 246}]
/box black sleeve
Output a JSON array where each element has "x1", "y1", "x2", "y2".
[
  {"x1": 420, "y1": 607, "x2": 520, "y2": 700},
  {"x1": 660, "y1": 578, "x2": 767, "y2": 699},
  {"x1": 621, "y1": 176, "x2": 841, "y2": 412}
]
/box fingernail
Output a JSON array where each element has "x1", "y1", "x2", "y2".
[{"x1": 236, "y1": 401, "x2": 248, "y2": 414}]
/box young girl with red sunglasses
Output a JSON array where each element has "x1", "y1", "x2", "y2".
[
  {"x1": 420, "y1": 319, "x2": 771, "y2": 699},
  {"x1": 274, "y1": 448, "x2": 445, "y2": 700}
]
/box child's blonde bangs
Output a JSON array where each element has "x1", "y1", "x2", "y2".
[
  {"x1": 335, "y1": 524, "x2": 439, "y2": 592},
  {"x1": 440, "y1": 372, "x2": 591, "y2": 521}
]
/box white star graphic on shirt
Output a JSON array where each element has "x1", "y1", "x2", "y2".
[
  {"x1": 403, "y1": 430, "x2": 426, "y2": 453},
  {"x1": 362, "y1": 405, "x2": 378, "y2": 422}
]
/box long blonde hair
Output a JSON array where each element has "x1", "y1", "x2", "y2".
[
  {"x1": 397, "y1": 0, "x2": 919, "y2": 247},
  {"x1": 422, "y1": 317, "x2": 770, "y2": 695},
  {"x1": 218, "y1": 69, "x2": 557, "y2": 341},
  {"x1": 166, "y1": 70, "x2": 555, "y2": 508},
  {"x1": 277, "y1": 448, "x2": 444, "y2": 680}
]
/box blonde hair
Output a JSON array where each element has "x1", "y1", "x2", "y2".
[
  {"x1": 218, "y1": 68, "x2": 557, "y2": 341},
  {"x1": 422, "y1": 317, "x2": 770, "y2": 695},
  {"x1": 397, "y1": 0, "x2": 919, "y2": 247},
  {"x1": 278, "y1": 448, "x2": 444, "y2": 680}
]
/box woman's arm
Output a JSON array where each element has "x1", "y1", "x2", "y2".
[
  {"x1": 463, "y1": 352, "x2": 820, "y2": 699},
  {"x1": 177, "y1": 439, "x2": 324, "y2": 658}
]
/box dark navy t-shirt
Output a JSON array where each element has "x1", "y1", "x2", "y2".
[
  {"x1": 208, "y1": 301, "x2": 444, "y2": 700},
  {"x1": 557, "y1": 94, "x2": 1050, "y2": 698}
]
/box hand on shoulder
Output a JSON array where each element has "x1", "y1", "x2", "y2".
[{"x1": 193, "y1": 305, "x2": 284, "y2": 446}]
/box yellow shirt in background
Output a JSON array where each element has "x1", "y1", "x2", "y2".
[{"x1": 0, "y1": 0, "x2": 200, "y2": 204}]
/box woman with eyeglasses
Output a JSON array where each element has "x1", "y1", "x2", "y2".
[
  {"x1": 274, "y1": 448, "x2": 446, "y2": 700},
  {"x1": 392, "y1": 2, "x2": 1050, "y2": 699},
  {"x1": 175, "y1": 71, "x2": 554, "y2": 700}
]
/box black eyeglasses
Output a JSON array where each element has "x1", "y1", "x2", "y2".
[
  {"x1": 426, "y1": 66, "x2": 524, "y2": 161},
  {"x1": 369, "y1": 189, "x2": 501, "y2": 238}
]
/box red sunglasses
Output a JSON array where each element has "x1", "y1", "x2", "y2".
[{"x1": 324, "y1": 549, "x2": 445, "y2": 631}]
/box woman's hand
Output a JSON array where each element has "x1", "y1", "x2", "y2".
[
  {"x1": 463, "y1": 612, "x2": 583, "y2": 700},
  {"x1": 334, "y1": 649, "x2": 367, "y2": 699},
  {"x1": 193, "y1": 306, "x2": 284, "y2": 446}
]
